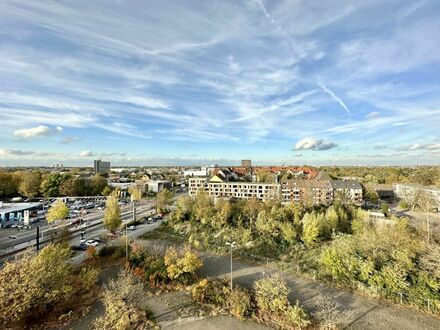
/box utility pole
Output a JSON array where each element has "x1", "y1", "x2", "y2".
[
  {"x1": 225, "y1": 241, "x2": 236, "y2": 291},
  {"x1": 36, "y1": 226, "x2": 40, "y2": 251}
]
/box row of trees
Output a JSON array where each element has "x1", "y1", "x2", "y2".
[
  {"x1": 323, "y1": 166, "x2": 440, "y2": 187},
  {"x1": 0, "y1": 170, "x2": 110, "y2": 198},
  {"x1": 170, "y1": 194, "x2": 363, "y2": 256}
]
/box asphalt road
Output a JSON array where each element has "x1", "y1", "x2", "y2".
[{"x1": 0, "y1": 200, "x2": 153, "y2": 251}]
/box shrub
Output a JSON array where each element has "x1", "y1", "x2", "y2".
[
  {"x1": 254, "y1": 275, "x2": 310, "y2": 329},
  {"x1": 227, "y1": 287, "x2": 252, "y2": 320},
  {"x1": 78, "y1": 267, "x2": 99, "y2": 290},
  {"x1": 164, "y1": 247, "x2": 203, "y2": 284},
  {"x1": 86, "y1": 245, "x2": 96, "y2": 259},
  {"x1": 92, "y1": 271, "x2": 154, "y2": 330},
  {"x1": 313, "y1": 296, "x2": 349, "y2": 330},
  {"x1": 399, "y1": 200, "x2": 409, "y2": 210},
  {"x1": 191, "y1": 279, "x2": 230, "y2": 307},
  {"x1": 144, "y1": 259, "x2": 168, "y2": 287}
]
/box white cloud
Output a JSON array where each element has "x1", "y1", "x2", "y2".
[
  {"x1": 13, "y1": 125, "x2": 65, "y2": 139},
  {"x1": 80, "y1": 150, "x2": 96, "y2": 157},
  {"x1": 13, "y1": 125, "x2": 51, "y2": 138},
  {"x1": 0, "y1": 148, "x2": 34, "y2": 156},
  {"x1": 295, "y1": 137, "x2": 337, "y2": 151}
]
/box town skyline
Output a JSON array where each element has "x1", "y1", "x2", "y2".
[{"x1": 1, "y1": 0, "x2": 440, "y2": 166}]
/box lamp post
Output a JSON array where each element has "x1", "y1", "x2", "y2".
[{"x1": 225, "y1": 241, "x2": 236, "y2": 291}]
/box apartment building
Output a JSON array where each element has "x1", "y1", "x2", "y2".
[
  {"x1": 394, "y1": 184, "x2": 440, "y2": 211},
  {"x1": 189, "y1": 173, "x2": 363, "y2": 205},
  {"x1": 188, "y1": 177, "x2": 279, "y2": 200},
  {"x1": 280, "y1": 179, "x2": 334, "y2": 204}
]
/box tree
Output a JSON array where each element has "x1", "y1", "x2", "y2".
[
  {"x1": 0, "y1": 171, "x2": 19, "y2": 198},
  {"x1": 18, "y1": 172, "x2": 41, "y2": 198},
  {"x1": 156, "y1": 188, "x2": 173, "y2": 213},
  {"x1": 90, "y1": 175, "x2": 108, "y2": 195},
  {"x1": 0, "y1": 245, "x2": 72, "y2": 325},
  {"x1": 40, "y1": 173, "x2": 68, "y2": 197},
  {"x1": 104, "y1": 191, "x2": 121, "y2": 233},
  {"x1": 257, "y1": 169, "x2": 276, "y2": 183},
  {"x1": 128, "y1": 186, "x2": 142, "y2": 202},
  {"x1": 46, "y1": 200, "x2": 70, "y2": 223},
  {"x1": 101, "y1": 186, "x2": 113, "y2": 196},
  {"x1": 92, "y1": 271, "x2": 153, "y2": 330},
  {"x1": 302, "y1": 212, "x2": 321, "y2": 246},
  {"x1": 59, "y1": 177, "x2": 86, "y2": 196}
]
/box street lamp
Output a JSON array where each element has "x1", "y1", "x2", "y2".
[{"x1": 225, "y1": 241, "x2": 236, "y2": 291}]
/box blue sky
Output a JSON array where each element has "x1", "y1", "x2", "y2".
[{"x1": 1, "y1": 0, "x2": 440, "y2": 166}]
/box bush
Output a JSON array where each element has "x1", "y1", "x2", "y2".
[
  {"x1": 164, "y1": 247, "x2": 203, "y2": 284},
  {"x1": 86, "y1": 245, "x2": 97, "y2": 259},
  {"x1": 191, "y1": 279, "x2": 230, "y2": 307},
  {"x1": 78, "y1": 267, "x2": 99, "y2": 290},
  {"x1": 254, "y1": 275, "x2": 310, "y2": 329},
  {"x1": 92, "y1": 271, "x2": 154, "y2": 330},
  {"x1": 313, "y1": 296, "x2": 349, "y2": 330},
  {"x1": 98, "y1": 245, "x2": 126, "y2": 259},
  {"x1": 399, "y1": 200, "x2": 409, "y2": 209},
  {"x1": 227, "y1": 287, "x2": 252, "y2": 320}
]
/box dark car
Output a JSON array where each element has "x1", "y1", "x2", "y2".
[{"x1": 70, "y1": 243, "x2": 87, "y2": 251}]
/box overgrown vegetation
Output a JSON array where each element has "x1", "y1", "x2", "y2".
[
  {"x1": 92, "y1": 271, "x2": 155, "y2": 330},
  {"x1": 154, "y1": 194, "x2": 440, "y2": 315},
  {"x1": 0, "y1": 244, "x2": 99, "y2": 327},
  {"x1": 127, "y1": 241, "x2": 203, "y2": 289},
  {"x1": 191, "y1": 275, "x2": 310, "y2": 329}
]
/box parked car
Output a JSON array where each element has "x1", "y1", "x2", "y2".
[
  {"x1": 70, "y1": 243, "x2": 87, "y2": 251},
  {"x1": 85, "y1": 239, "x2": 99, "y2": 247},
  {"x1": 10, "y1": 223, "x2": 18, "y2": 228}
]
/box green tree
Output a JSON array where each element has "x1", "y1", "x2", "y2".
[
  {"x1": 302, "y1": 212, "x2": 321, "y2": 246},
  {"x1": 18, "y1": 172, "x2": 41, "y2": 198},
  {"x1": 40, "y1": 173, "x2": 68, "y2": 197},
  {"x1": 59, "y1": 177, "x2": 86, "y2": 196},
  {"x1": 156, "y1": 188, "x2": 173, "y2": 213},
  {"x1": 102, "y1": 186, "x2": 113, "y2": 196},
  {"x1": 46, "y1": 199, "x2": 70, "y2": 223},
  {"x1": 0, "y1": 245, "x2": 72, "y2": 325},
  {"x1": 128, "y1": 186, "x2": 142, "y2": 202},
  {"x1": 90, "y1": 174, "x2": 108, "y2": 195},
  {"x1": 0, "y1": 171, "x2": 19, "y2": 198},
  {"x1": 104, "y1": 191, "x2": 121, "y2": 233}
]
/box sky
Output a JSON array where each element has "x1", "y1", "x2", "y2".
[{"x1": 1, "y1": 0, "x2": 440, "y2": 167}]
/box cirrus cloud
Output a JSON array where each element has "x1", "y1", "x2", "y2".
[{"x1": 295, "y1": 137, "x2": 337, "y2": 151}]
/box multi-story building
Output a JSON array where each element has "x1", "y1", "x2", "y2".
[
  {"x1": 394, "y1": 184, "x2": 440, "y2": 212},
  {"x1": 280, "y1": 179, "x2": 334, "y2": 204},
  {"x1": 188, "y1": 177, "x2": 279, "y2": 200},
  {"x1": 94, "y1": 160, "x2": 110, "y2": 175},
  {"x1": 189, "y1": 172, "x2": 363, "y2": 205}
]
